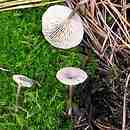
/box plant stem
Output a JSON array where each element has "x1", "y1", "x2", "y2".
[
  {"x1": 122, "y1": 73, "x2": 130, "y2": 130},
  {"x1": 0, "y1": 67, "x2": 15, "y2": 75},
  {"x1": 67, "y1": 0, "x2": 88, "y2": 20},
  {"x1": 68, "y1": 85, "x2": 73, "y2": 116},
  {"x1": 16, "y1": 85, "x2": 21, "y2": 112},
  {"x1": 0, "y1": 67, "x2": 10, "y2": 72}
]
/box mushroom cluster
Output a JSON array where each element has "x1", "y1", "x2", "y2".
[
  {"x1": 0, "y1": 0, "x2": 88, "y2": 120},
  {"x1": 42, "y1": 4, "x2": 88, "y2": 116},
  {"x1": 9, "y1": 2, "x2": 88, "y2": 115}
]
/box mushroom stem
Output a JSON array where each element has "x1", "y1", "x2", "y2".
[
  {"x1": 68, "y1": 85, "x2": 74, "y2": 116},
  {"x1": 67, "y1": 0, "x2": 88, "y2": 20},
  {"x1": 16, "y1": 84, "x2": 22, "y2": 112},
  {"x1": 66, "y1": 1, "x2": 81, "y2": 20}
]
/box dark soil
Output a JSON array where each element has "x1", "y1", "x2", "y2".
[
  {"x1": 70, "y1": 45, "x2": 130, "y2": 130},
  {"x1": 64, "y1": 1, "x2": 130, "y2": 130}
]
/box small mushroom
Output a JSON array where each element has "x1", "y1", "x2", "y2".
[
  {"x1": 13, "y1": 75, "x2": 34, "y2": 112},
  {"x1": 42, "y1": 5, "x2": 84, "y2": 49},
  {"x1": 56, "y1": 67, "x2": 88, "y2": 116}
]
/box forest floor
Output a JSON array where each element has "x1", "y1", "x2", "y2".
[{"x1": 0, "y1": 8, "x2": 80, "y2": 130}]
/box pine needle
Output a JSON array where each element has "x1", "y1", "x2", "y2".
[{"x1": 0, "y1": 0, "x2": 63, "y2": 11}]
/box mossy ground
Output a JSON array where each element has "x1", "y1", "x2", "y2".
[{"x1": 0, "y1": 7, "x2": 80, "y2": 130}]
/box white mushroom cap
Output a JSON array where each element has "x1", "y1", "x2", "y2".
[
  {"x1": 56, "y1": 67, "x2": 88, "y2": 85},
  {"x1": 42, "y1": 5, "x2": 84, "y2": 49},
  {"x1": 13, "y1": 75, "x2": 34, "y2": 88}
]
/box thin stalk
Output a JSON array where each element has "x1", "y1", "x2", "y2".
[
  {"x1": 68, "y1": 85, "x2": 73, "y2": 116},
  {"x1": 122, "y1": 74, "x2": 130, "y2": 130},
  {"x1": 0, "y1": 67, "x2": 11, "y2": 72},
  {"x1": 0, "y1": 67, "x2": 15, "y2": 75},
  {"x1": 16, "y1": 85, "x2": 22, "y2": 112}
]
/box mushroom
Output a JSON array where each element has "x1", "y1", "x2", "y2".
[
  {"x1": 42, "y1": 5, "x2": 84, "y2": 49},
  {"x1": 56, "y1": 67, "x2": 88, "y2": 115},
  {"x1": 13, "y1": 74, "x2": 34, "y2": 112}
]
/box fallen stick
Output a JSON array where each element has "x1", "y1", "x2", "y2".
[
  {"x1": 0, "y1": 0, "x2": 41, "y2": 9},
  {"x1": 122, "y1": 73, "x2": 130, "y2": 130},
  {"x1": 0, "y1": 0, "x2": 63, "y2": 12}
]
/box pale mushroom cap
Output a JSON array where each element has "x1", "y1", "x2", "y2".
[
  {"x1": 42, "y1": 5, "x2": 84, "y2": 49},
  {"x1": 56, "y1": 67, "x2": 88, "y2": 85},
  {"x1": 13, "y1": 75, "x2": 33, "y2": 88}
]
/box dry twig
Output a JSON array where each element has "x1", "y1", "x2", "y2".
[
  {"x1": 122, "y1": 74, "x2": 130, "y2": 130},
  {"x1": 0, "y1": 0, "x2": 63, "y2": 11}
]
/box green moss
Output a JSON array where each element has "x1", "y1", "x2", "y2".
[{"x1": 0, "y1": 8, "x2": 80, "y2": 130}]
